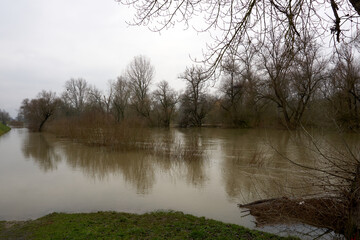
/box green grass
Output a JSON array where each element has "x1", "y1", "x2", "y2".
[
  {"x1": 0, "y1": 211, "x2": 298, "y2": 240},
  {"x1": 0, "y1": 123, "x2": 10, "y2": 136}
]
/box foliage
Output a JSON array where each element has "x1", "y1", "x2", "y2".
[{"x1": 0, "y1": 211, "x2": 298, "y2": 240}]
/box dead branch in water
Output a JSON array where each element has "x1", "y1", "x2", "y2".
[
  {"x1": 238, "y1": 197, "x2": 280, "y2": 208},
  {"x1": 239, "y1": 197, "x2": 346, "y2": 235}
]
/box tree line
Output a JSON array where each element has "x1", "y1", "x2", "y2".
[
  {"x1": 19, "y1": 38, "x2": 360, "y2": 132},
  {"x1": 0, "y1": 109, "x2": 11, "y2": 125}
]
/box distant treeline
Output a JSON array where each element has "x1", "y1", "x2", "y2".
[
  {"x1": 0, "y1": 109, "x2": 11, "y2": 126},
  {"x1": 18, "y1": 38, "x2": 360, "y2": 132}
]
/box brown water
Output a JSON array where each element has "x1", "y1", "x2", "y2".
[{"x1": 0, "y1": 127, "x2": 352, "y2": 232}]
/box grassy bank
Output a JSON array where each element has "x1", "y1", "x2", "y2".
[
  {"x1": 0, "y1": 211, "x2": 298, "y2": 240},
  {"x1": 0, "y1": 123, "x2": 10, "y2": 136}
]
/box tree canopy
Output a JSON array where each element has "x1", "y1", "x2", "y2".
[{"x1": 118, "y1": 0, "x2": 360, "y2": 73}]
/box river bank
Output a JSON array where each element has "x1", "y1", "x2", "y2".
[
  {"x1": 0, "y1": 211, "x2": 298, "y2": 239},
  {"x1": 0, "y1": 123, "x2": 10, "y2": 136}
]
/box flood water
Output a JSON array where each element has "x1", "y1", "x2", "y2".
[{"x1": 0, "y1": 127, "x2": 355, "y2": 235}]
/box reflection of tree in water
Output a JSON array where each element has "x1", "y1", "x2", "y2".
[
  {"x1": 60, "y1": 129, "x2": 209, "y2": 194},
  {"x1": 184, "y1": 156, "x2": 207, "y2": 187},
  {"x1": 61, "y1": 143, "x2": 156, "y2": 195},
  {"x1": 22, "y1": 129, "x2": 209, "y2": 195},
  {"x1": 220, "y1": 130, "x2": 315, "y2": 203},
  {"x1": 21, "y1": 132, "x2": 61, "y2": 172},
  {"x1": 143, "y1": 128, "x2": 209, "y2": 187},
  {"x1": 181, "y1": 133, "x2": 207, "y2": 187}
]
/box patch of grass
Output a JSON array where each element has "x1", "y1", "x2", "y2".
[
  {"x1": 0, "y1": 211, "x2": 298, "y2": 240},
  {"x1": 0, "y1": 123, "x2": 10, "y2": 136}
]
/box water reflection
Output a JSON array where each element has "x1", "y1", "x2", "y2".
[
  {"x1": 22, "y1": 133, "x2": 61, "y2": 172},
  {"x1": 13, "y1": 127, "x2": 359, "y2": 229},
  {"x1": 20, "y1": 129, "x2": 208, "y2": 194},
  {"x1": 63, "y1": 143, "x2": 156, "y2": 194},
  {"x1": 177, "y1": 130, "x2": 208, "y2": 187},
  {"x1": 219, "y1": 129, "x2": 316, "y2": 203},
  {"x1": 19, "y1": 128, "x2": 319, "y2": 201}
]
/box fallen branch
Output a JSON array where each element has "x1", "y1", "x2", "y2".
[
  {"x1": 238, "y1": 197, "x2": 283, "y2": 208},
  {"x1": 238, "y1": 196, "x2": 346, "y2": 235}
]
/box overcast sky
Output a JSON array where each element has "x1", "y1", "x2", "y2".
[{"x1": 0, "y1": 0, "x2": 211, "y2": 118}]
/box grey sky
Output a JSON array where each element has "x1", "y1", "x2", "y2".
[{"x1": 0, "y1": 0, "x2": 210, "y2": 117}]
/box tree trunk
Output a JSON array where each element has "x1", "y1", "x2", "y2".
[
  {"x1": 349, "y1": 0, "x2": 360, "y2": 16},
  {"x1": 38, "y1": 114, "x2": 51, "y2": 132}
]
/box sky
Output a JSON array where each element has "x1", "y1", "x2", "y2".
[{"x1": 0, "y1": 0, "x2": 211, "y2": 118}]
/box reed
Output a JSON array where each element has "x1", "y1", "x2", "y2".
[{"x1": 47, "y1": 113, "x2": 147, "y2": 149}]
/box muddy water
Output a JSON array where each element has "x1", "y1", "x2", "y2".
[{"x1": 0, "y1": 128, "x2": 353, "y2": 231}]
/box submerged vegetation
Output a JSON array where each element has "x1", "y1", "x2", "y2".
[
  {"x1": 45, "y1": 114, "x2": 204, "y2": 161},
  {"x1": 0, "y1": 211, "x2": 298, "y2": 240}
]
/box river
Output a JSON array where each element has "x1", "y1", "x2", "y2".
[{"x1": 0, "y1": 127, "x2": 354, "y2": 237}]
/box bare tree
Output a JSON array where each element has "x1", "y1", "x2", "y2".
[
  {"x1": 259, "y1": 34, "x2": 298, "y2": 129},
  {"x1": 88, "y1": 85, "x2": 105, "y2": 112},
  {"x1": 259, "y1": 33, "x2": 326, "y2": 129},
  {"x1": 0, "y1": 109, "x2": 11, "y2": 125},
  {"x1": 126, "y1": 55, "x2": 154, "y2": 119},
  {"x1": 112, "y1": 76, "x2": 131, "y2": 122},
  {"x1": 62, "y1": 78, "x2": 90, "y2": 114},
  {"x1": 238, "y1": 42, "x2": 264, "y2": 126},
  {"x1": 103, "y1": 81, "x2": 114, "y2": 115},
  {"x1": 179, "y1": 66, "x2": 211, "y2": 127},
  {"x1": 20, "y1": 91, "x2": 60, "y2": 132},
  {"x1": 118, "y1": 0, "x2": 360, "y2": 74},
  {"x1": 288, "y1": 36, "x2": 328, "y2": 127},
  {"x1": 88, "y1": 82, "x2": 114, "y2": 115},
  {"x1": 327, "y1": 44, "x2": 360, "y2": 130},
  {"x1": 153, "y1": 80, "x2": 178, "y2": 127},
  {"x1": 220, "y1": 55, "x2": 246, "y2": 126}
]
